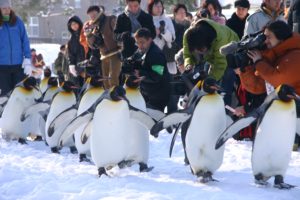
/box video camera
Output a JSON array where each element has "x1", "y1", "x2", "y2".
[
  {"x1": 121, "y1": 50, "x2": 144, "y2": 74},
  {"x1": 220, "y1": 32, "x2": 266, "y2": 71}
]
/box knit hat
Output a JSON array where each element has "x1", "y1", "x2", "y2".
[
  {"x1": 0, "y1": 0, "x2": 12, "y2": 8},
  {"x1": 234, "y1": 0, "x2": 250, "y2": 9}
]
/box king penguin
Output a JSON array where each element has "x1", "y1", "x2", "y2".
[
  {"x1": 216, "y1": 85, "x2": 300, "y2": 189},
  {"x1": 45, "y1": 81, "x2": 77, "y2": 153},
  {"x1": 0, "y1": 77, "x2": 41, "y2": 144},
  {"x1": 123, "y1": 75, "x2": 153, "y2": 172},
  {"x1": 151, "y1": 78, "x2": 226, "y2": 182},
  {"x1": 73, "y1": 76, "x2": 105, "y2": 162}
]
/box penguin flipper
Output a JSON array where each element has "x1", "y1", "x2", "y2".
[
  {"x1": 129, "y1": 105, "x2": 156, "y2": 130},
  {"x1": 215, "y1": 116, "x2": 257, "y2": 149},
  {"x1": 146, "y1": 107, "x2": 165, "y2": 121},
  {"x1": 297, "y1": 118, "x2": 300, "y2": 136},
  {"x1": 59, "y1": 111, "x2": 93, "y2": 147},
  {"x1": 169, "y1": 123, "x2": 182, "y2": 157},
  {"x1": 150, "y1": 109, "x2": 192, "y2": 137},
  {"x1": 80, "y1": 120, "x2": 93, "y2": 145},
  {"x1": 21, "y1": 102, "x2": 50, "y2": 122},
  {"x1": 47, "y1": 106, "x2": 77, "y2": 138},
  {"x1": 0, "y1": 96, "x2": 8, "y2": 105}
]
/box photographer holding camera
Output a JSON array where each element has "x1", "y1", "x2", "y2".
[{"x1": 133, "y1": 28, "x2": 170, "y2": 112}]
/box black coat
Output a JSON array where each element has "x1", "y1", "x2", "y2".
[
  {"x1": 226, "y1": 13, "x2": 249, "y2": 39},
  {"x1": 172, "y1": 19, "x2": 190, "y2": 49},
  {"x1": 139, "y1": 42, "x2": 170, "y2": 111},
  {"x1": 67, "y1": 16, "x2": 85, "y2": 67},
  {"x1": 288, "y1": 0, "x2": 300, "y2": 32},
  {"x1": 114, "y1": 10, "x2": 156, "y2": 42}
]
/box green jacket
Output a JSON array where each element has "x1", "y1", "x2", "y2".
[{"x1": 183, "y1": 19, "x2": 239, "y2": 80}]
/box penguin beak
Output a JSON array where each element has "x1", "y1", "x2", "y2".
[
  {"x1": 209, "y1": 84, "x2": 222, "y2": 91},
  {"x1": 133, "y1": 76, "x2": 145, "y2": 83},
  {"x1": 287, "y1": 93, "x2": 300, "y2": 101}
]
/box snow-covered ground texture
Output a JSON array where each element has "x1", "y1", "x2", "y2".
[{"x1": 1, "y1": 133, "x2": 300, "y2": 200}]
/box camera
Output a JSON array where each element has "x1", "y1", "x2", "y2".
[
  {"x1": 223, "y1": 32, "x2": 266, "y2": 70},
  {"x1": 121, "y1": 50, "x2": 144, "y2": 74}
]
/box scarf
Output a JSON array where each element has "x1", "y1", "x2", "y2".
[
  {"x1": 125, "y1": 6, "x2": 142, "y2": 33},
  {"x1": 3, "y1": 15, "x2": 10, "y2": 22}
]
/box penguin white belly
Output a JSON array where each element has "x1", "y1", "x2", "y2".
[
  {"x1": 75, "y1": 88, "x2": 104, "y2": 155},
  {"x1": 43, "y1": 87, "x2": 59, "y2": 102},
  {"x1": 45, "y1": 92, "x2": 76, "y2": 147},
  {"x1": 1, "y1": 88, "x2": 41, "y2": 139},
  {"x1": 90, "y1": 99, "x2": 130, "y2": 168},
  {"x1": 252, "y1": 100, "x2": 296, "y2": 177},
  {"x1": 125, "y1": 89, "x2": 149, "y2": 163},
  {"x1": 186, "y1": 94, "x2": 226, "y2": 174}
]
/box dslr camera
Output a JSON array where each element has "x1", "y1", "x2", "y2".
[{"x1": 223, "y1": 32, "x2": 266, "y2": 70}]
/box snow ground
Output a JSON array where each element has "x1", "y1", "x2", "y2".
[{"x1": 1, "y1": 132, "x2": 300, "y2": 200}]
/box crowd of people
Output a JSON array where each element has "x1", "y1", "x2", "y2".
[{"x1": 0, "y1": 0, "x2": 300, "y2": 149}]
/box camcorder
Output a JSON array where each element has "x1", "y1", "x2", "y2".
[
  {"x1": 121, "y1": 50, "x2": 144, "y2": 75},
  {"x1": 220, "y1": 31, "x2": 266, "y2": 71}
]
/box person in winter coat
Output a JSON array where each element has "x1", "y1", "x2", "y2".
[
  {"x1": 183, "y1": 19, "x2": 239, "y2": 106},
  {"x1": 0, "y1": 0, "x2": 33, "y2": 96},
  {"x1": 236, "y1": 20, "x2": 300, "y2": 148},
  {"x1": 54, "y1": 44, "x2": 68, "y2": 77},
  {"x1": 114, "y1": 0, "x2": 156, "y2": 59},
  {"x1": 82, "y1": 6, "x2": 102, "y2": 78},
  {"x1": 172, "y1": 4, "x2": 190, "y2": 50},
  {"x1": 226, "y1": 0, "x2": 250, "y2": 39},
  {"x1": 134, "y1": 28, "x2": 170, "y2": 112},
  {"x1": 201, "y1": 0, "x2": 226, "y2": 25},
  {"x1": 244, "y1": 0, "x2": 285, "y2": 36},
  {"x1": 67, "y1": 15, "x2": 87, "y2": 87},
  {"x1": 84, "y1": 5, "x2": 121, "y2": 89}
]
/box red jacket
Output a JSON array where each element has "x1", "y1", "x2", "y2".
[{"x1": 240, "y1": 33, "x2": 300, "y2": 95}]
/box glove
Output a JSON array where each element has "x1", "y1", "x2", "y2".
[
  {"x1": 22, "y1": 58, "x2": 33, "y2": 76},
  {"x1": 69, "y1": 65, "x2": 77, "y2": 77}
]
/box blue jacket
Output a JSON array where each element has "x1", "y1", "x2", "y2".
[{"x1": 0, "y1": 16, "x2": 31, "y2": 66}]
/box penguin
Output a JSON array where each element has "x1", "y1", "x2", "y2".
[
  {"x1": 123, "y1": 75, "x2": 153, "y2": 172},
  {"x1": 151, "y1": 78, "x2": 226, "y2": 182},
  {"x1": 45, "y1": 81, "x2": 77, "y2": 153},
  {"x1": 59, "y1": 86, "x2": 155, "y2": 177},
  {"x1": 71, "y1": 76, "x2": 105, "y2": 162},
  {"x1": 40, "y1": 67, "x2": 52, "y2": 93},
  {"x1": 0, "y1": 77, "x2": 41, "y2": 144},
  {"x1": 216, "y1": 85, "x2": 299, "y2": 189}
]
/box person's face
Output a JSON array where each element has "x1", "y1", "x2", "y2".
[
  {"x1": 31, "y1": 51, "x2": 36, "y2": 56},
  {"x1": 0, "y1": 7, "x2": 11, "y2": 16},
  {"x1": 127, "y1": 1, "x2": 140, "y2": 14},
  {"x1": 88, "y1": 10, "x2": 99, "y2": 21},
  {"x1": 174, "y1": 8, "x2": 186, "y2": 22},
  {"x1": 135, "y1": 37, "x2": 152, "y2": 53},
  {"x1": 207, "y1": 4, "x2": 216, "y2": 16},
  {"x1": 71, "y1": 22, "x2": 80, "y2": 32},
  {"x1": 235, "y1": 6, "x2": 248, "y2": 20},
  {"x1": 264, "y1": 29, "x2": 281, "y2": 49},
  {"x1": 265, "y1": 0, "x2": 281, "y2": 12},
  {"x1": 152, "y1": 2, "x2": 163, "y2": 16}
]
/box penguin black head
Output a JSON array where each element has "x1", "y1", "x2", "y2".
[
  {"x1": 125, "y1": 75, "x2": 140, "y2": 89},
  {"x1": 47, "y1": 77, "x2": 58, "y2": 87},
  {"x1": 110, "y1": 86, "x2": 126, "y2": 101},
  {"x1": 23, "y1": 77, "x2": 38, "y2": 90},
  {"x1": 277, "y1": 84, "x2": 300, "y2": 102},
  {"x1": 202, "y1": 77, "x2": 220, "y2": 94},
  {"x1": 62, "y1": 81, "x2": 77, "y2": 92},
  {"x1": 90, "y1": 75, "x2": 104, "y2": 88},
  {"x1": 44, "y1": 68, "x2": 52, "y2": 78}
]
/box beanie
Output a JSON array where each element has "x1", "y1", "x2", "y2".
[{"x1": 0, "y1": 0, "x2": 12, "y2": 8}]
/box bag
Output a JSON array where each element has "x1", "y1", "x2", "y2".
[{"x1": 162, "y1": 41, "x2": 180, "y2": 63}]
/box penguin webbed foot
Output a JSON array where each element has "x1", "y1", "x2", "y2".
[
  {"x1": 79, "y1": 154, "x2": 91, "y2": 163},
  {"x1": 18, "y1": 138, "x2": 27, "y2": 144},
  {"x1": 274, "y1": 175, "x2": 296, "y2": 189},
  {"x1": 118, "y1": 160, "x2": 134, "y2": 169},
  {"x1": 51, "y1": 147, "x2": 60, "y2": 154},
  {"x1": 69, "y1": 146, "x2": 78, "y2": 154},
  {"x1": 254, "y1": 173, "x2": 269, "y2": 186},
  {"x1": 98, "y1": 167, "x2": 108, "y2": 178},
  {"x1": 139, "y1": 162, "x2": 154, "y2": 172},
  {"x1": 196, "y1": 171, "x2": 217, "y2": 183}
]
